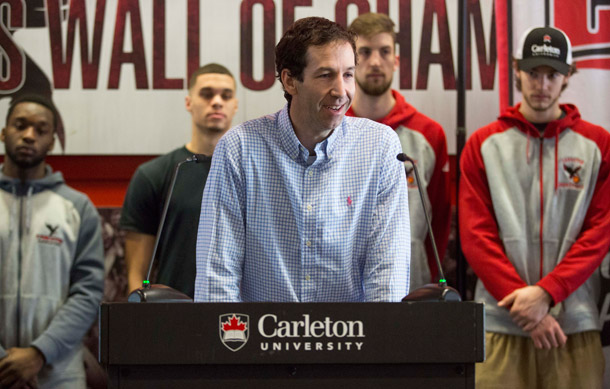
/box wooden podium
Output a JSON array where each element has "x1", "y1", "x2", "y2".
[{"x1": 99, "y1": 302, "x2": 484, "y2": 388}]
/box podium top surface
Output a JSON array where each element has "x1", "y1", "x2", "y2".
[{"x1": 100, "y1": 301, "x2": 484, "y2": 365}]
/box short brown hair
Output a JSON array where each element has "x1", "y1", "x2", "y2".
[
  {"x1": 349, "y1": 13, "x2": 396, "y2": 44},
  {"x1": 188, "y1": 63, "x2": 235, "y2": 90},
  {"x1": 275, "y1": 17, "x2": 357, "y2": 103}
]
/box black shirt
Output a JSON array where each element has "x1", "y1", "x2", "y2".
[{"x1": 120, "y1": 146, "x2": 212, "y2": 298}]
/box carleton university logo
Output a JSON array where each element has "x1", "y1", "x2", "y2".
[
  {"x1": 560, "y1": 157, "x2": 585, "y2": 189},
  {"x1": 219, "y1": 314, "x2": 249, "y2": 351}
]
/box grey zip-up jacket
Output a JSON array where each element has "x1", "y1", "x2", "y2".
[
  {"x1": 459, "y1": 104, "x2": 610, "y2": 336},
  {"x1": 0, "y1": 165, "x2": 104, "y2": 388}
]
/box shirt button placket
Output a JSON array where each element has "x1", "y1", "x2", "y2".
[{"x1": 303, "y1": 167, "x2": 317, "y2": 301}]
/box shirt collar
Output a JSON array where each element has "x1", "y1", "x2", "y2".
[{"x1": 277, "y1": 104, "x2": 347, "y2": 164}]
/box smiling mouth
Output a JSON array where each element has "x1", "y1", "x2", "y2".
[{"x1": 323, "y1": 104, "x2": 345, "y2": 112}]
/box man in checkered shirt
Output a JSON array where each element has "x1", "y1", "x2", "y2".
[{"x1": 194, "y1": 17, "x2": 410, "y2": 303}]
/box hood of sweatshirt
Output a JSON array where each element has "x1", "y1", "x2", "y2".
[
  {"x1": 0, "y1": 165, "x2": 65, "y2": 195},
  {"x1": 347, "y1": 90, "x2": 418, "y2": 131},
  {"x1": 497, "y1": 103, "x2": 581, "y2": 138},
  {"x1": 0, "y1": 165, "x2": 65, "y2": 234}
]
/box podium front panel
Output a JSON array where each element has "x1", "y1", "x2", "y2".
[{"x1": 100, "y1": 302, "x2": 484, "y2": 388}]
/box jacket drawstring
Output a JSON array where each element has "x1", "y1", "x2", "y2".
[
  {"x1": 526, "y1": 131, "x2": 532, "y2": 164},
  {"x1": 554, "y1": 132, "x2": 559, "y2": 192}
]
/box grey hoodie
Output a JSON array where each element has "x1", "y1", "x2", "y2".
[{"x1": 0, "y1": 165, "x2": 104, "y2": 388}]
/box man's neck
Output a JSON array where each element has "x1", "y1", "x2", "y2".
[
  {"x1": 186, "y1": 125, "x2": 226, "y2": 156},
  {"x1": 289, "y1": 105, "x2": 333, "y2": 155},
  {"x1": 351, "y1": 88, "x2": 395, "y2": 121},
  {"x1": 519, "y1": 102, "x2": 563, "y2": 124}
]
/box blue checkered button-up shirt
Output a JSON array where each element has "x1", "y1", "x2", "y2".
[{"x1": 194, "y1": 105, "x2": 410, "y2": 302}]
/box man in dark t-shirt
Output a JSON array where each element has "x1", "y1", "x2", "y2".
[{"x1": 120, "y1": 63, "x2": 238, "y2": 297}]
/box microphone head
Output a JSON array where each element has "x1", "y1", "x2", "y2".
[{"x1": 396, "y1": 153, "x2": 411, "y2": 163}]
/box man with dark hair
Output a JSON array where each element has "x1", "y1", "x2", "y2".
[
  {"x1": 0, "y1": 95, "x2": 104, "y2": 388},
  {"x1": 120, "y1": 63, "x2": 238, "y2": 298},
  {"x1": 347, "y1": 13, "x2": 450, "y2": 291},
  {"x1": 460, "y1": 26, "x2": 610, "y2": 388},
  {"x1": 194, "y1": 17, "x2": 410, "y2": 303}
]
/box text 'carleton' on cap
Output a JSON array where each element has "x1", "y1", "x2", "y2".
[{"x1": 515, "y1": 26, "x2": 573, "y2": 75}]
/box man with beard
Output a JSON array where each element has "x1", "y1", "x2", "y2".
[
  {"x1": 347, "y1": 13, "x2": 450, "y2": 291},
  {"x1": 194, "y1": 17, "x2": 409, "y2": 303},
  {"x1": 120, "y1": 63, "x2": 238, "y2": 298},
  {"x1": 460, "y1": 27, "x2": 610, "y2": 388},
  {"x1": 0, "y1": 95, "x2": 104, "y2": 388}
]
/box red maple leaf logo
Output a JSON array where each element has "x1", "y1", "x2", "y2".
[
  {"x1": 543, "y1": 34, "x2": 551, "y2": 43},
  {"x1": 222, "y1": 315, "x2": 247, "y2": 332}
]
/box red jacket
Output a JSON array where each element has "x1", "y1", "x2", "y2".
[{"x1": 459, "y1": 104, "x2": 610, "y2": 334}]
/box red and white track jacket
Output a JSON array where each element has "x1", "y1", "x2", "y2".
[{"x1": 460, "y1": 103, "x2": 610, "y2": 335}]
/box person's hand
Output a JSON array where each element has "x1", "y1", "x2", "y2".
[
  {"x1": 498, "y1": 285, "x2": 552, "y2": 331},
  {"x1": 529, "y1": 314, "x2": 567, "y2": 349},
  {"x1": 0, "y1": 347, "x2": 44, "y2": 389}
]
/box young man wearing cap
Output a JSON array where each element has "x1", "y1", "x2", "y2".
[
  {"x1": 0, "y1": 95, "x2": 104, "y2": 388},
  {"x1": 347, "y1": 13, "x2": 450, "y2": 291},
  {"x1": 459, "y1": 26, "x2": 610, "y2": 387}
]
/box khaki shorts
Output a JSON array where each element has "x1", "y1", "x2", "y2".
[{"x1": 476, "y1": 331, "x2": 604, "y2": 389}]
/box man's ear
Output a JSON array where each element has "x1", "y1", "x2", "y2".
[
  {"x1": 393, "y1": 55, "x2": 399, "y2": 72},
  {"x1": 0, "y1": 128, "x2": 5, "y2": 143},
  {"x1": 281, "y1": 69, "x2": 298, "y2": 97},
  {"x1": 562, "y1": 72, "x2": 571, "y2": 87},
  {"x1": 185, "y1": 94, "x2": 192, "y2": 113}
]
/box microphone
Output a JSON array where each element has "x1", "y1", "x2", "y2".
[
  {"x1": 128, "y1": 154, "x2": 207, "y2": 303},
  {"x1": 396, "y1": 153, "x2": 461, "y2": 302}
]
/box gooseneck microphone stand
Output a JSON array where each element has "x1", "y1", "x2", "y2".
[
  {"x1": 397, "y1": 153, "x2": 461, "y2": 302},
  {"x1": 128, "y1": 155, "x2": 206, "y2": 302}
]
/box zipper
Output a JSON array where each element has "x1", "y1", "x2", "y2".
[
  {"x1": 16, "y1": 195, "x2": 23, "y2": 347},
  {"x1": 538, "y1": 137, "x2": 544, "y2": 281}
]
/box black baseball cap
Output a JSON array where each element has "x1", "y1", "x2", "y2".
[{"x1": 515, "y1": 26, "x2": 573, "y2": 75}]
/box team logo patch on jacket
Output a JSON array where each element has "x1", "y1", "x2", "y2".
[
  {"x1": 559, "y1": 157, "x2": 585, "y2": 189},
  {"x1": 36, "y1": 223, "x2": 63, "y2": 245}
]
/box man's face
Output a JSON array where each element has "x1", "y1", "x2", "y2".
[
  {"x1": 355, "y1": 32, "x2": 398, "y2": 96},
  {"x1": 289, "y1": 41, "x2": 356, "y2": 132},
  {"x1": 1, "y1": 102, "x2": 55, "y2": 170},
  {"x1": 516, "y1": 65, "x2": 569, "y2": 114},
  {"x1": 186, "y1": 73, "x2": 238, "y2": 132}
]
